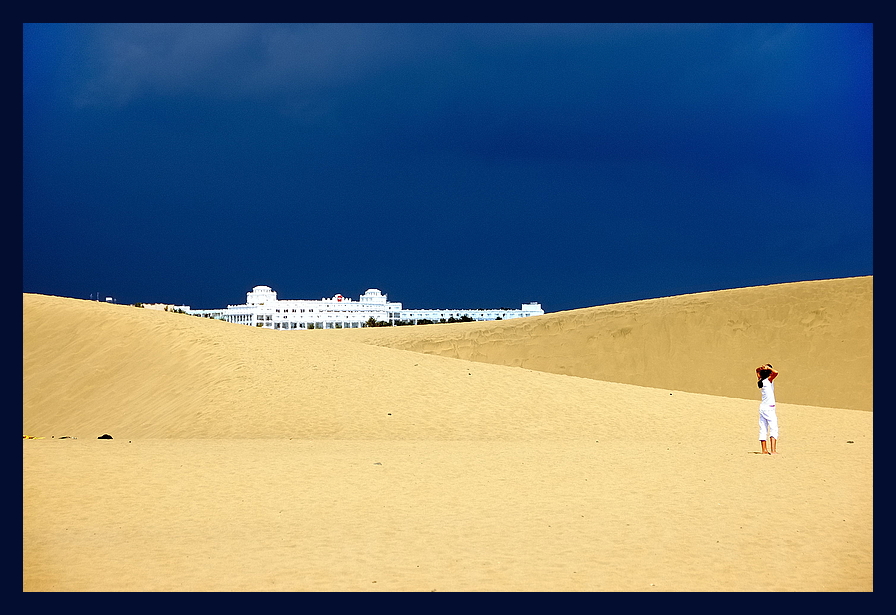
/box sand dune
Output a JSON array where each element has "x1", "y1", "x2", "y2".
[
  {"x1": 22, "y1": 278, "x2": 873, "y2": 591},
  {"x1": 318, "y1": 276, "x2": 873, "y2": 412}
]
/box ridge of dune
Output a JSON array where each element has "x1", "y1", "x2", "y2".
[
  {"x1": 320, "y1": 277, "x2": 873, "y2": 412},
  {"x1": 22, "y1": 292, "x2": 729, "y2": 441},
  {"x1": 23, "y1": 276, "x2": 872, "y2": 440}
]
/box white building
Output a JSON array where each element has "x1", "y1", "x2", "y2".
[{"x1": 188, "y1": 286, "x2": 544, "y2": 330}]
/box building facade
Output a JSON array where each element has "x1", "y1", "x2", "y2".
[{"x1": 188, "y1": 286, "x2": 544, "y2": 330}]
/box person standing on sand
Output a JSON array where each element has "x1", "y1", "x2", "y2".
[{"x1": 756, "y1": 364, "x2": 779, "y2": 454}]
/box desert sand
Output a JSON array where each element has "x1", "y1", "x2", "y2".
[{"x1": 23, "y1": 277, "x2": 872, "y2": 591}]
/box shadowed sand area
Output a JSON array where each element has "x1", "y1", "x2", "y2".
[
  {"x1": 318, "y1": 277, "x2": 873, "y2": 412},
  {"x1": 23, "y1": 277, "x2": 872, "y2": 591}
]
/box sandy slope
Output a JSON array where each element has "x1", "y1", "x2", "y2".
[
  {"x1": 319, "y1": 276, "x2": 873, "y2": 412},
  {"x1": 22, "y1": 278, "x2": 873, "y2": 591}
]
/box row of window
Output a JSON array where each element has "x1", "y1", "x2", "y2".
[
  {"x1": 226, "y1": 311, "x2": 520, "y2": 321},
  {"x1": 268, "y1": 322, "x2": 365, "y2": 329},
  {"x1": 221, "y1": 309, "x2": 527, "y2": 325}
]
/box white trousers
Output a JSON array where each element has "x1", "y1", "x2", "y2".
[{"x1": 759, "y1": 404, "x2": 779, "y2": 440}]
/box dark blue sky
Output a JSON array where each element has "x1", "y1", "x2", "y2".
[{"x1": 23, "y1": 23, "x2": 873, "y2": 312}]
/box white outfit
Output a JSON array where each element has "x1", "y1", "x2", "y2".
[{"x1": 758, "y1": 378, "x2": 778, "y2": 440}]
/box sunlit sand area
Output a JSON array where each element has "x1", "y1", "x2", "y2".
[{"x1": 23, "y1": 277, "x2": 872, "y2": 591}]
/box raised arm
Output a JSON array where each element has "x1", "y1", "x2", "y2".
[{"x1": 756, "y1": 364, "x2": 779, "y2": 381}]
